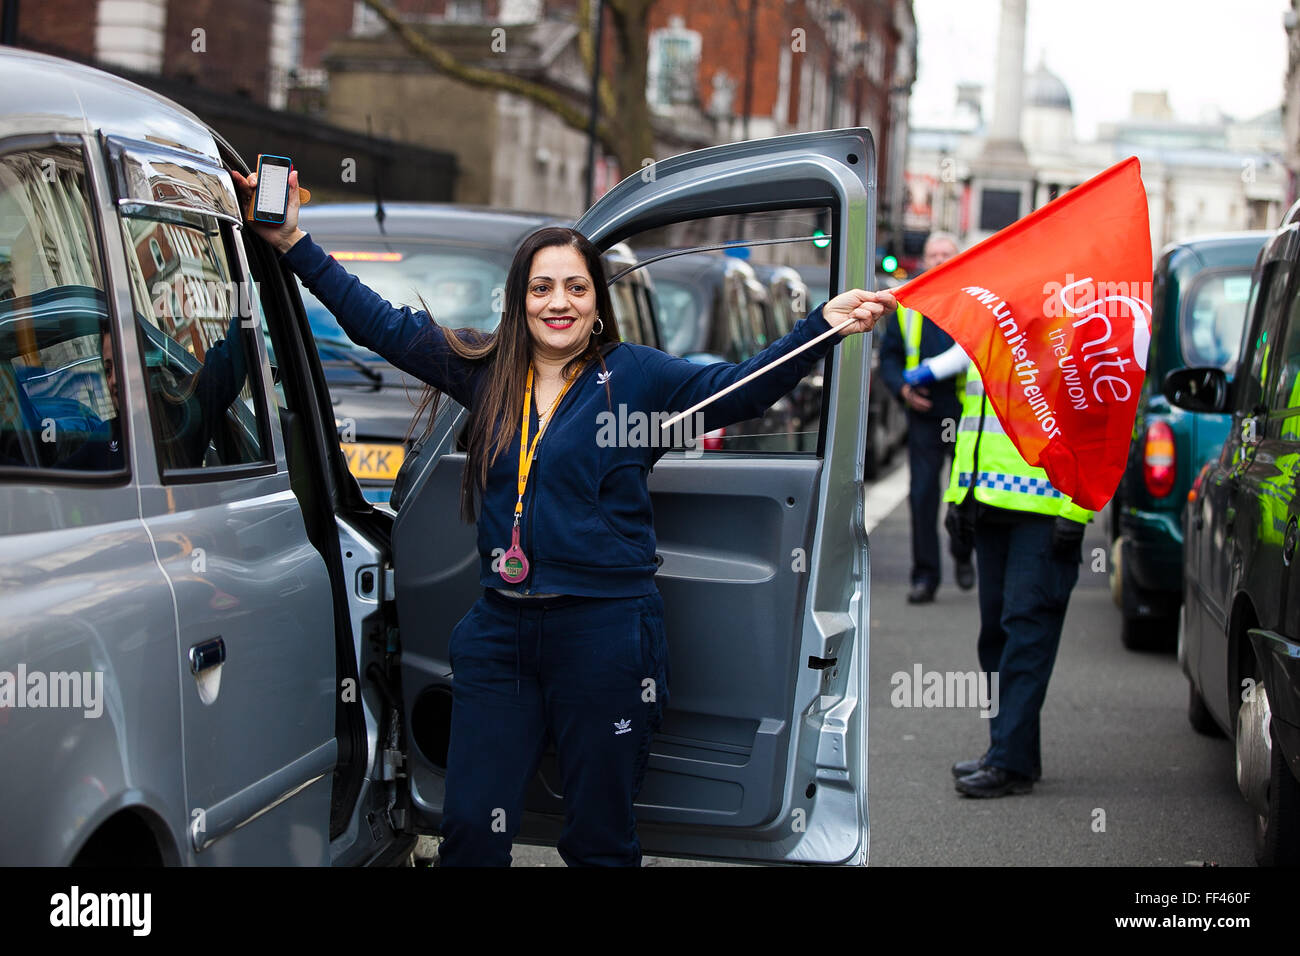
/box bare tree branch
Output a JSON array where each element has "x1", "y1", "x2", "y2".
[{"x1": 359, "y1": 0, "x2": 622, "y2": 159}]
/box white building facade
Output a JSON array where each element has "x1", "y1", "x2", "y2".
[{"x1": 906, "y1": 62, "x2": 1287, "y2": 262}]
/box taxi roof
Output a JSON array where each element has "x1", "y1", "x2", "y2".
[{"x1": 0, "y1": 48, "x2": 223, "y2": 164}]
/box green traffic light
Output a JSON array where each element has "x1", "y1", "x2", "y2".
[
  {"x1": 881, "y1": 255, "x2": 898, "y2": 272},
  {"x1": 812, "y1": 230, "x2": 830, "y2": 249}
]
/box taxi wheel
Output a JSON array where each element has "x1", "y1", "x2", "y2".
[{"x1": 1255, "y1": 719, "x2": 1300, "y2": 866}]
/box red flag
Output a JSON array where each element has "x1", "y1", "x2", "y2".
[{"x1": 894, "y1": 157, "x2": 1153, "y2": 511}]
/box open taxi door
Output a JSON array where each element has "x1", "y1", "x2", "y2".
[{"x1": 392, "y1": 129, "x2": 876, "y2": 864}]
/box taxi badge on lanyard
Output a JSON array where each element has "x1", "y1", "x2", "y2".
[{"x1": 500, "y1": 363, "x2": 583, "y2": 584}]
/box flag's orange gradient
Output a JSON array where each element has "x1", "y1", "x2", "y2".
[{"x1": 895, "y1": 157, "x2": 1153, "y2": 510}]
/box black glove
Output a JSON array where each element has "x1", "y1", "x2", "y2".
[
  {"x1": 945, "y1": 502, "x2": 974, "y2": 556},
  {"x1": 1050, "y1": 516, "x2": 1085, "y2": 563}
]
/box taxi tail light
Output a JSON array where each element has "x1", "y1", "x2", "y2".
[{"x1": 1143, "y1": 421, "x2": 1176, "y2": 498}]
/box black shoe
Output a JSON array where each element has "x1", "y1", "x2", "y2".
[
  {"x1": 951, "y1": 754, "x2": 987, "y2": 778},
  {"x1": 955, "y1": 766, "x2": 1034, "y2": 798},
  {"x1": 955, "y1": 559, "x2": 975, "y2": 591},
  {"x1": 907, "y1": 583, "x2": 936, "y2": 604},
  {"x1": 951, "y1": 754, "x2": 1041, "y2": 781}
]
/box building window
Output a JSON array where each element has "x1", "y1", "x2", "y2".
[
  {"x1": 979, "y1": 188, "x2": 1021, "y2": 232},
  {"x1": 448, "y1": 0, "x2": 484, "y2": 20},
  {"x1": 647, "y1": 17, "x2": 702, "y2": 109}
]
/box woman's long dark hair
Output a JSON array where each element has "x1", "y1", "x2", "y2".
[{"x1": 406, "y1": 226, "x2": 622, "y2": 521}]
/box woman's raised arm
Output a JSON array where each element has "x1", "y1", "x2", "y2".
[{"x1": 232, "y1": 169, "x2": 479, "y2": 407}]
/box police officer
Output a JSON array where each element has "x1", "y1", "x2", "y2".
[
  {"x1": 945, "y1": 360, "x2": 1090, "y2": 797},
  {"x1": 879, "y1": 232, "x2": 975, "y2": 603}
]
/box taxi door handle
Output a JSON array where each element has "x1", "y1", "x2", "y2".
[{"x1": 189, "y1": 636, "x2": 226, "y2": 675}]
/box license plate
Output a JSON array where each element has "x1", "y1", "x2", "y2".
[{"x1": 342, "y1": 441, "x2": 405, "y2": 481}]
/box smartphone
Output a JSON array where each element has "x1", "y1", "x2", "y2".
[{"x1": 251, "y1": 154, "x2": 292, "y2": 224}]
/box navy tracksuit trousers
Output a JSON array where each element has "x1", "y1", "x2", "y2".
[{"x1": 438, "y1": 588, "x2": 669, "y2": 867}]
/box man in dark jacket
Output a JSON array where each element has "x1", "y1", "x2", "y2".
[{"x1": 878, "y1": 232, "x2": 974, "y2": 603}]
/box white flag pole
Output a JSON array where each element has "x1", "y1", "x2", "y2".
[{"x1": 659, "y1": 314, "x2": 858, "y2": 432}]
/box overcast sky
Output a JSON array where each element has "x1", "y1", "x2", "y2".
[{"x1": 912, "y1": 0, "x2": 1291, "y2": 138}]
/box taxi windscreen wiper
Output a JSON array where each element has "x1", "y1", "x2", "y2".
[{"x1": 318, "y1": 342, "x2": 383, "y2": 386}]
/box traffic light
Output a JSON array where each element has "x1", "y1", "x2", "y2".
[
  {"x1": 812, "y1": 209, "x2": 831, "y2": 249},
  {"x1": 877, "y1": 247, "x2": 897, "y2": 273}
]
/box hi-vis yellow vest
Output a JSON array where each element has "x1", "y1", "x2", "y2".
[
  {"x1": 898, "y1": 305, "x2": 965, "y2": 392},
  {"x1": 944, "y1": 361, "x2": 1092, "y2": 524}
]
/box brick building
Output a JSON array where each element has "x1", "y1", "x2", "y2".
[
  {"x1": 644, "y1": 0, "x2": 916, "y2": 246},
  {"x1": 6, "y1": 0, "x2": 915, "y2": 224},
  {"x1": 3, "y1": 0, "x2": 459, "y2": 203}
]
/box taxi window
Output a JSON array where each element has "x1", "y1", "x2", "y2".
[
  {"x1": 724, "y1": 273, "x2": 751, "y2": 361},
  {"x1": 1239, "y1": 261, "x2": 1286, "y2": 414},
  {"x1": 1270, "y1": 268, "x2": 1300, "y2": 413},
  {"x1": 650, "y1": 277, "x2": 704, "y2": 355},
  {"x1": 296, "y1": 244, "x2": 510, "y2": 354},
  {"x1": 623, "y1": 210, "x2": 831, "y2": 454},
  {"x1": 119, "y1": 216, "x2": 270, "y2": 475},
  {"x1": 608, "y1": 281, "x2": 645, "y2": 346},
  {"x1": 1181, "y1": 270, "x2": 1252, "y2": 373},
  {"x1": 0, "y1": 144, "x2": 124, "y2": 474}
]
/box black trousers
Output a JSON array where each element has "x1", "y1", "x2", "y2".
[
  {"x1": 906, "y1": 414, "x2": 967, "y2": 589},
  {"x1": 974, "y1": 514, "x2": 1080, "y2": 778}
]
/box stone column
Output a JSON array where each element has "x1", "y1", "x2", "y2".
[
  {"x1": 986, "y1": 0, "x2": 1027, "y2": 156},
  {"x1": 967, "y1": 0, "x2": 1034, "y2": 242}
]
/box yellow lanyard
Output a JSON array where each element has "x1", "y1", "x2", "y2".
[{"x1": 515, "y1": 363, "x2": 582, "y2": 522}]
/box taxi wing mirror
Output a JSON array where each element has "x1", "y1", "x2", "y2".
[{"x1": 1163, "y1": 366, "x2": 1228, "y2": 414}]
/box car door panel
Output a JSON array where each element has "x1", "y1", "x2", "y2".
[
  {"x1": 521, "y1": 457, "x2": 823, "y2": 828},
  {"x1": 1200, "y1": 249, "x2": 1294, "y2": 725},
  {"x1": 0, "y1": 133, "x2": 182, "y2": 864},
  {"x1": 105, "y1": 138, "x2": 339, "y2": 864},
  {"x1": 394, "y1": 128, "x2": 874, "y2": 864},
  {"x1": 1209, "y1": 450, "x2": 1251, "y2": 723},
  {"x1": 0, "y1": 501, "x2": 183, "y2": 864}
]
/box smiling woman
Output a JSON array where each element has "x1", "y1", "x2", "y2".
[{"x1": 232, "y1": 165, "x2": 892, "y2": 867}]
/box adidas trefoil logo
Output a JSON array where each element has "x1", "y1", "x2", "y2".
[
  {"x1": 597, "y1": 370, "x2": 612, "y2": 385},
  {"x1": 613, "y1": 718, "x2": 631, "y2": 735}
]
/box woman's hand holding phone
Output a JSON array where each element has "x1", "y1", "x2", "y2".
[{"x1": 231, "y1": 168, "x2": 306, "y2": 255}]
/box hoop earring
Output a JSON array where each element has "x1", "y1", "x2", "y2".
[{"x1": 591, "y1": 316, "x2": 604, "y2": 336}]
